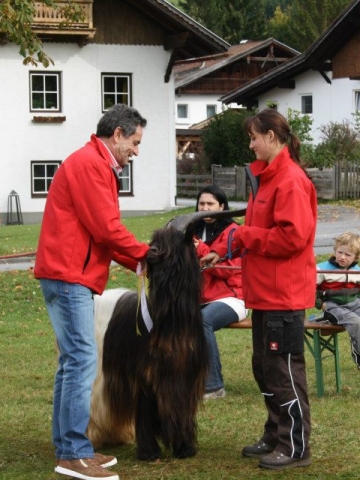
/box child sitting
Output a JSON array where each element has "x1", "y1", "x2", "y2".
[{"x1": 316, "y1": 232, "x2": 360, "y2": 368}]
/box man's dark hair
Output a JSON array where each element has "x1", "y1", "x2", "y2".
[{"x1": 96, "y1": 104, "x2": 147, "y2": 138}]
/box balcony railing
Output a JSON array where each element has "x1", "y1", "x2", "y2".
[
  {"x1": 32, "y1": 0, "x2": 95, "y2": 42},
  {"x1": 180, "y1": 77, "x2": 249, "y2": 94}
]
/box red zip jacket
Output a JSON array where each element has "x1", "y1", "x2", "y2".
[
  {"x1": 213, "y1": 147, "x2": 317, "y2": 310},
  {"x1": 196, "y1": 223, "x2": 243, "y2": 304},
  {"x1": 34, "y1": 134, "x2": 149, "y2": 294}
]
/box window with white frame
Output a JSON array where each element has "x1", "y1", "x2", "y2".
[
  {"x1": 355, "y1": 91, "x2": 360, "y2": 111},
  {"x1": 119, "y1": 161, "x2": 133, "y2": 196},
  {"x1": 31, "y1": 161, "x2": 61, "y2": 197},
  {"x1": 102, "y1": 73, "x2": 132, "y2": 111},
  {"x1": 301, "y1": 95, "x2": 313, "y2": 114},
  {"x1": 30, "y1": 72, "x2": 61, "y2": 111},
  {"x1": 206, "y1": 104, "x2": 217, "y2": 118},
  {"x1": 177, "y1": 103, "x2": 189, "y2": 120}
]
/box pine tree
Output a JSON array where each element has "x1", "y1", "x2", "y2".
[
  {"x1": 176, "y1": 0, "x2": 350, "y2": 50},
  {"x1": 285, "y1": 0, "x2": 350, "y2": 52},
  {"x1": 178, "y1": 0, "x2": 268, "y2": 44}
]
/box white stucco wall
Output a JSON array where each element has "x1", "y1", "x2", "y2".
[
  {"x1": 175, "y1": 93, "x2": 229, "y2": 128},
  {"x1": 255, "y1": 70, "x2": 360, "y2": 143},
  {"x1": 0, "y1": 42, "x2": 176, "y2": 223}
]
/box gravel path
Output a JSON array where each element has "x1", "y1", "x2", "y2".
[
  {"x1": 317, "y1": 204, "x2": 360, "y2": 223},
  {"x1": 315, "y1": 204, "x2": 360, "y2": 254},
  {"x1": 1, "y1": 203, "x2": 360, "y2": 270}
]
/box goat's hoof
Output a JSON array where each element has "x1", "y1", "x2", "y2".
[
  {"x1": 173, "y1": 445, "x2": 196, "y2": 459},
  {"x1": 136, "y1": 450, "x2": 161, "y2": 462}
]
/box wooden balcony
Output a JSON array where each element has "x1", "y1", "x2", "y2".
[{"x1": 32, "y1": 0, "x2": 95, "y2": 44}]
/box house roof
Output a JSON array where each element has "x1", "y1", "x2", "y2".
[
  {"x1": 31, "y1": 0, "x2": 229, "y2": 74},
  {"x1": 220, "y1": 0, "x2": 360, "y2": 106},
  {"x1": 173, "y1": 38, "x2": 299, "y2": 90},
  {"x1": 127, "y1": 0, "x2": 230, "y2": 59}
]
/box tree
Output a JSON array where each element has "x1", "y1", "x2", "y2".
[
  {"x1": 264, "y1": 0, "x2": 292, "y2": 17},
  {"x1": 287, "y1": 108, "x2": 313, "y2": 144},
  {"x1": 178, "y1": 0, "x2": 268, "y2": 44},
  {"x1": 286, "y1": 108, "x2": 315, "y2": 166},
  {"x1": 202, "y1": 109, "x2": 255, "y2": 167},
  {"x1": 267, "y1": 0, "x2": 350, "y2": 52},
  {"x1": 267, "y1": 6, "x2": 291, "y2": 46},
  {"x1": 0, "y1": 0, "x2": 84, "y2": 67},
  {"x1": 174, "y1": 0, "x2": 350, "y2": 51}
]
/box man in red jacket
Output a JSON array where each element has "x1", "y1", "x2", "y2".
[{"x1": 34, "y1": 104, "x2": 150, "y2": 480}]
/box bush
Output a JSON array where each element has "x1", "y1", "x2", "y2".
[{"x1": 313, "y1": 119, "x2": 360, "y2": 168}]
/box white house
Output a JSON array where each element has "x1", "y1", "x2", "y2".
[
  {"x1": 0, "y1": 0, "x2": 228, "y2": 224},
  {"x1": 173, "y1": 39, "x2": 299, "y2": 129},
  {"x1": 220, "y1": 0, "x2": 360, "y2": 144}
]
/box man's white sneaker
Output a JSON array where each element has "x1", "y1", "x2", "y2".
[
  {"x1": 55, "y1": 458, "x2": 119, "y2": 480},
  {"x1": 203, "y1": 387, "x2": 226, "y2": 400},
  {"x1": 93, "y1": 453, "x2": 117, "y2": 468}
]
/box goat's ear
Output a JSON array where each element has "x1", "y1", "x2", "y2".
[{"x1": 184, "y1": 222, "x2": 195, "y2": 244}]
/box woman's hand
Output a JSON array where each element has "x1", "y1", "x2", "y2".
[{"x1": 199, "y1": 252, "x2": 220, "y2": 268}]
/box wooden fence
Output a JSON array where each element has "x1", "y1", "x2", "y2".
[
  {"x1": 334, "y1": 160, "x2": 360, "y2": 198},
  {"x1": 176, "y1": 174, "x2": 212, "y2": 197},
  {"x1": 177, "y1": 161, "x2": 360, "y2": 200}
]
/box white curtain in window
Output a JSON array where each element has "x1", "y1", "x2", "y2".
[{"x1": 355, "y1": 91, "x2": 360, "y2": 111}]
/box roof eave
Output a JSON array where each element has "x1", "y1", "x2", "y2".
[
  {"x1": 129, "y1": 0, "x2": 230, "y2": 58},
  {"x1": 174, "y1": 37, "x2": 301, "y2": 90}
]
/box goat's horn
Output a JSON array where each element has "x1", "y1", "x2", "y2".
[{"x1": 166, "y1": 208, "x2": 247, "y2": 231}]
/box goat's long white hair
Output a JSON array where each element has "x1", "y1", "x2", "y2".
[{"x1": 89, "y1": 288, "x2": 134, "y2": 447}]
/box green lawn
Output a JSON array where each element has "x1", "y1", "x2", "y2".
[{"x1": 1, "y1": 208, "x2": 360, "y2": 479}]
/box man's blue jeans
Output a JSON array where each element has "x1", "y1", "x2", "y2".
[
  {"x1": 40, "y1": 279, "x2": 97, "y2": 460},
  {"x1": 201, "y1": 302, "x2": 240, "y2": 392}
]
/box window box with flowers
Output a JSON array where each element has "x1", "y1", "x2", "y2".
[{"x1": 32, "y1": 116, "x2": 66, "y2": 123}]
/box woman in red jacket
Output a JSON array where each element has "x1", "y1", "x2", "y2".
[
  {"x1": 194, "y1": 185, "x2": 246, "y2": 400},
  {"x1": 200, "y1": 110, "x2": 317, "y2": 470}
]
